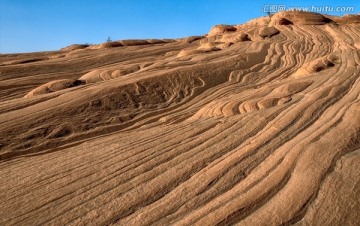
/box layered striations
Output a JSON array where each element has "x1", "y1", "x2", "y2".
[{"x1": 0, "y1": 11, "x2": 360, "y2": 226}]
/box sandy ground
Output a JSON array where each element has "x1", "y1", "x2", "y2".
[{"x1": 0, "y1": 12, "x2": 359, "y2": 225}]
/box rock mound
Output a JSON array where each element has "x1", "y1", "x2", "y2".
[
  {"x1": 197, "y1": 42, "x2": 221, "y2": 51},
  {"x1": 25, "y1": 79, "x2": 83, "y2": 97},
  {"x1": 208, "y1": 25, "x2": 237, "y2": 36},
  {"x1": 325, "y1": 14, "x2": 360, "y2": 24},
  {"x1": 177, "y1": 49, "x2": 204, "y2": 57},
  {"x1": 258, "y1": 27, "x2": 280, "y2": 39},
  {"x1": 219, "y1": 32, "x2": 252, "y2": 43},
  {"x1": 98, "y1": 41, "x2": 123, "y2": 49},
  {"x1": 270, "y1": 11, "x2": 331, "y2": 26},
  {"x1": 79, "y1": 66, "x2": 140, "y2": 83},
  {"x1": 146, "y1": 39, "x2": 165, "y2": 44},
  {"x1": 292, "y1": 55, "x2": 339, "y2": 78},
  {"x1": 181, "y1": 36, "x2": 205, "y2": 43}
]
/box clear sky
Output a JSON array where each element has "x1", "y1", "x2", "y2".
[{"x1": 0, "y1": 0, "x2": 359, "y2": 53}]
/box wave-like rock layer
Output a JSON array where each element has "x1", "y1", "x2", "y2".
[{"x1": 0, "y1": 11, "x2": 359, "y2": 225}]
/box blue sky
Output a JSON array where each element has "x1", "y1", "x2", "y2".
[{"x1": 0, "y1": 0, "x2": 359, "y2": 53}]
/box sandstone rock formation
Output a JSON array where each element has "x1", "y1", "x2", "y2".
[{"x1": 0, "y1": 11, "x2": 359, "y2": 226}]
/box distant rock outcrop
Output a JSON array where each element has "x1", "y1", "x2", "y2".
[
  {"x1": 98, "y1": 41, "x2": 123, "y2": 49},
  {"x1": 61, "y1": 44, "x2": 89, "y2": 51},
  {"x1": 120, "y1": 39, "x2": 150, "y2": 46}
]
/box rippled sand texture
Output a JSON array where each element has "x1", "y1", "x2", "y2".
[{"x1": 1, "y1": 12, "x2": 359, "y2": 225}]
